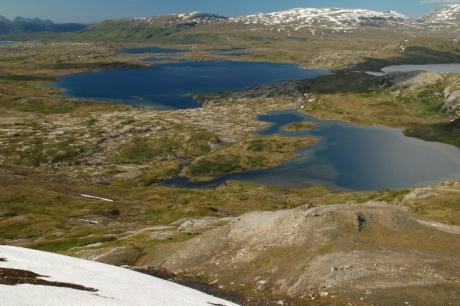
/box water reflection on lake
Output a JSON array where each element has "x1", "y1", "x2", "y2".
[
  {"x1": 56, "y1": 61, "x2": 328, "y2": 109},
  {"x1": 164, "y1": 110, "x2": 460, "y2": 191}
]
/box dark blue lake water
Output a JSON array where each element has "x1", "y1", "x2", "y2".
[
  {"x1": 164, "y1": 110, "x2": 460, "y2": 191},
  {"x1": 56, "y1": 61, "x2": 328, "y2": 109},
  {"x1": 56, "y1": 59, "x2": 460, "y2": 191}
]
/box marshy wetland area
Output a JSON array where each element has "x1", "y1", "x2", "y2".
[{"x1": 1, "y1": 29, "x2": 460, "y2": 305}]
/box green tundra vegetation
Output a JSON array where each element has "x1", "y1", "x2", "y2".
[
  {"x1": 281, "y1": 121, "x2": 316, "y2": 132},
  {"x1": 0, "y1": 23, "x2": 459, "y2": 304},
  {"x1": 185, "y1": 136, "x2": 317, "y2": 180},
  {"x1": 0, "y1": 37, "x2": 457, "y2": 251}
]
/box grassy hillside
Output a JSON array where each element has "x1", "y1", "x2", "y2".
[
  {"x1": 79, "y1": 19, "x2": 187, "y2": 41},
  {"x1": 0, "y1": 30, "x2": 459, "y2": 305}
]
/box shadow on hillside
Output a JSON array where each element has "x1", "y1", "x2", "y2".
[
  {"x1": 295, "y1": 46, "x2": 460, "y2": 147},
  {"x1": 0, "y1": 73, "x2": 54, "y2": 82},
  {"x1": 298, "y1": 46, "x2": 460, "y2": 95},
  {"x1": 49, "y1": 61, "x2": 143, "y2": 70},
  {"x1": 353, "y1": 46, "x2": 460, "y2": 71},
  {"x1": 298, "y1": 71, "x2": 382, "y2": 95},
  {"x1": 406, "y1": 119, "x2": 460, "y2": 147}
]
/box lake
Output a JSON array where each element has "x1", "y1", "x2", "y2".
[
  {"x1": 368, "y1": 63, "x2": 460, "y2": 76},
  {"x1": 56, "y1": 59, "x2": 460, "y2": 191},
  {"x1": 164, "y1": 110, "x2": 460, "y2": 191},
  {"x1": 56, "y1": 61, "x2": 329, "y2": 109}
]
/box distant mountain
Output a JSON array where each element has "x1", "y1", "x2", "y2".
[
  {"x1": 3, "y1": 5, "x2": 460, "y2": 40},
  {"x1": 230, "y1": 8, "x2": 409, "y2": 33},
  {"x1": 0, "y1": 15, "x2": 13, "y2": 34},
  {"x1": 14, "y1": 16, "x2": 54, "y2": 25},
  {"x1": 79, "y1": 9, "x2": 409, "y2": 41},
  {"x1": 133, "y1": 12, "x2": 228, "y2": 26},
  {"x1": 413, "y1": 4, "x2": 460, "y2": 33},
  {"x1": 79, "y1": 8, "x2": 414, "y2": 41},
  {"x1": 0, "y1": 15, "x2": 10, "y2": 23},
  {"x1": 0, "y1": 15, "x2": 87, "y2": 35},
  {"x1": 79, "y1": 12, "x2": 227, "y2": 40}
]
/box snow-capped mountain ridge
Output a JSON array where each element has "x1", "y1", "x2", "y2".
[
  {"x1": 132, "y1": 12, "x2": 227, "y2": 25},
  {"x1": 230, "y1": 8, "x2": 409, "y2": 32},
  {"x1": 414, "y1": 4, "x2": 460, "y2": 32},
  {"x1": 103, "y1": 4, "x2": 460, "y2": 36}
]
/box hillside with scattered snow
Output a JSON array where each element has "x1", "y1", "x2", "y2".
[
  {"x1": 414, "y1": 4, "x2": 460, "y2": 32},
  {"x1": 229, "y1": 8, "x2": 408, "y2": 32},
  {"x1": 132, "y1": 12, "x2": 227, "y2": 25},
  {"x1": 0, "y1": 246, "x2": 238, "y2": 306},
  {"x1": 79, "y1": 5, "x2": 460, "y2": 40}
]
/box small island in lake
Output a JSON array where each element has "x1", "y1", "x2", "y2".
[{"x1": 281, "y1": 121, "x2": 315, "y2": 132}]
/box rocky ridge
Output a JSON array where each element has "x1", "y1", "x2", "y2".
[{"x1": 146, "y1": 200, "x2": 460, "y2": 304}]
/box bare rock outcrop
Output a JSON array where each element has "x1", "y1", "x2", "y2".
[
  {"x1": 384, "y1": 70, "x2": 443, "y2": 91},
  {"x1": 442, "y1": 87, "x2": 460, "y2": 114},
  {"x1": 146, "y1": 202, "x2": 460, "y2": 304},
  {"x1": 75, "y1": 245, "x2": 143, "y2": 266}
]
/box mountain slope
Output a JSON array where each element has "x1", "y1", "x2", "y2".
[
  {"x1": 414, "y1": 4, "x2": 460, "y2": 33},
  {"x1": 80, "y1": 12, "x2": 227, "y2": 40},
  {"x1": 0, "y1": 16, "x2": 86, "y2": 35},
  {"x1": 132, "y1": 12, "x2": 227, "y2": 25},
  {"x1": 3, "y1": 5, "x2": 460, "y2": 40},
  {"x1": 0, "y1": 15, "x2": 13, "y2": 34},
  {"x1": 230, "y1": 8, "x2": 408, "y2": 32},
  {"x1": 75, "y1": 5, "x2": 460, "y2": 41},
  {"x1": 0, "y1": 246, "x2": 238, "y2": 306},
  {"x1": 77, "y1": 8, "x2": 411, "y2": 41}
]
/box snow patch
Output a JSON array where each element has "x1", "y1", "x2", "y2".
[
  {"x1": 414, "y1": 4, "x2": 460, "y2": 32},
  {"x1": 0, "y1": 246, "x2": 238, "y2": 306},
  {"x1": 131, "y1": 12, "x2": 227, "y2": 25},
  {"x1": 80, "y1": 194, "x2": 114, "y2": 202},
  {"x1": 230, "y1": 8, "x2": 408, "y2": 32}
]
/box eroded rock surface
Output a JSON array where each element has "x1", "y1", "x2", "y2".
[
  {"x1": 385, "y1": 71, "x2": 443, "y2": 91},
  {"x1": 146, "y1": 201, "x2": 460, "y2": 304}
]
